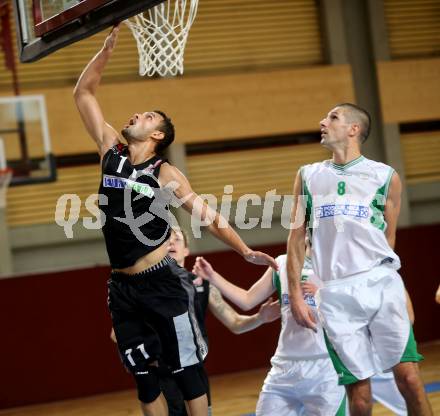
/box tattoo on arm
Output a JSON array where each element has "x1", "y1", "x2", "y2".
[
  {"x1": 208, "y1": 286, "x2": 265, "y2": 334},
  {"x1": 209, "y1": 286, "x2": 230, "y2": 316}
]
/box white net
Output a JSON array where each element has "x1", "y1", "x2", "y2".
[{"x1": 125, "y1": 0, "x2": 199, "y2": 77}]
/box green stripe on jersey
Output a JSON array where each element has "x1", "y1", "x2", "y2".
[
  {"x1": 384, "y1": 168, "x2": 395, "y2": 199},
  {"x1": 330, "y1": 155, "x2": 365, "y2": 171},
  {"x1": 301, "y1": 168, "x2": 314, "y2": 236},
  {"x1": 370, "y1": 167, "x2": 395, "y2": 231},
  {"x1": 273, "y1": 270, "x2": 282, "y2": 306}
]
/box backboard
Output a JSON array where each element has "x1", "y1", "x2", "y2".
[
  {"x1": 0, "y1": 95, "x2": 55, "y2": 185},
  {"x1": 12, "y1": 0, "x2": 166, "y2": 63}
]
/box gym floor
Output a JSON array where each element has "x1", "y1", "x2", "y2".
[{"x1": 0, "y1": 341, "x2": 438, "y2": 416}]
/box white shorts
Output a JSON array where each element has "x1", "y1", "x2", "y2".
[
  {"x1": 256, "y1": 356, "x2": 346, "y2": 416},
  {"x1": 371, "y1": 372, "x2": 407, "y2": 416},
  {"x1": 316, "y1": 266, "x2": 422, "y2": 383}
]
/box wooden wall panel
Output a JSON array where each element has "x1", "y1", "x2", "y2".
[
  {"x1": 7, "y1": 129, "x2": 439, "y2": 228},
  {"x1": 187, "y1": 143, "x2": 330, "y2": 200},
  {"x1": 401, "y1": 131, "x2": 440, "y2": 184},
  {"x1": 5, "y1": 143, "x2": 330, "y2": 228},
  {"x1": 3, "y1": 65, "x2": 353, "y2": 156},
  {"x1": 384, "y1": 0, "x2": 440, "y2": 59},
  {"x1": 377, "y1": 58, "x2": 440, "y2": 123},
  {"x1": 0, "y1": 0, "x2": 323, "y2": 90},
  {"x1": 6, "y1": 165, "x2": 100, "y2": 226}
]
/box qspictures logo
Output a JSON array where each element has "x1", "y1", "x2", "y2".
[{"x1": 54, "y1": 169, "x2": 385, "y2": 242}]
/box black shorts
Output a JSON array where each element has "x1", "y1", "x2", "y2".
[{"x1": 108, "y1": 256, "x2": 208, "y2": 373}]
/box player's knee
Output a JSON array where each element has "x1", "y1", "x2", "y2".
[
  {"x1": 134, "y1": 366, "x2": 161, "y2": 404},
  {"x1": 349, "y1": 396, "x2": 372, "y2": 416},
  {"x1": 347, "y1": 385, "x2": 372, "y2": 416},
  {"x1": 173, "y1": 363, "x2": 208, "y2": 401},
  {"x1": 117, "y1": 341, "x2": 162, "y2": 404},
  {"x1": 395, "y1": 369, "x2": 422, "y2": 396}
]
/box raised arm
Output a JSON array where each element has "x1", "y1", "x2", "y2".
[
  {"x1": 208, "y1": 287, "x2": 280, "y2": 334},
  {"x1": 193, "y1": 257, "x2": 275, "y2": 311},
  {"x1": 73, "y1": 26, "x2": 120, "y2": 158},
  {"x1": 286, "y1": 170, "x2": 316, "y2": 331},
  {"x1": 384, "y1": 171, "x2": 402, "y2": 249},
  {"x1": 159, "y1": 163, "x2": 278, "y2": 269}
]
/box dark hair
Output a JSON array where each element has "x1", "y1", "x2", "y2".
[
  {"x1": 154, "y1": 110, "x2": 175, "y2": 154},
  {"x1": 336, "y1": 103, "x2": 371, "y2": 143}
]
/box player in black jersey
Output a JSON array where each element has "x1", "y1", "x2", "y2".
[
  {"x1": 73, "y1": 25, "x2": 277, "y2": 416},
  {"x1": 164, "y1": 228, "x2": 280, "y2": 415},
  {"x1": 110, "y1": 227, "x2": 279, "y2": 415}
]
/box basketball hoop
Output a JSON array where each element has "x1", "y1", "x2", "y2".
[
  {"x1": 125, "y1": 0, "x2": 199, "y2": 77},
  {"x1": 0, "y1": 168, "x2": 12, "y2": 209}
]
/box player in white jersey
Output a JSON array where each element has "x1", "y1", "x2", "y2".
[
  {"x1": 286, "y1": 103, "x2": 432, "y2": 415},
  {"x1": 193, "y1": 250, "x2": 346, "y2": 416}
]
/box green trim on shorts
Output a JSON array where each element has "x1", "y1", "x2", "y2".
[
  {"x1": 400, "y1": 325, "x2": 424, "y2": 363},
  {"x1": 335, "y1": 394, "x2": 347, "y2": 416},
  {"x1": 323, "y1": 330, "x2": 359, "y2": 385}
]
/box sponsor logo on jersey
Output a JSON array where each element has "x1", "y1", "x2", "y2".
[
  {"x1": 314, "y1": 204, "x2": 369, "y2": 219},
  {"x1": 304, "y1": 294, "x2": 316, "y2": 307},
  {"x1": 103, "y1": 174, "x2": 154, "y2": 198},
  {"x1": 282, "y1": 293, "x2": 290, "y2": 305}
]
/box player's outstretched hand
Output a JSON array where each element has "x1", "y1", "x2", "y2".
[
  {"x1": 258, "y1": 297, "x2": 281, "y2": 323},
  {"x1": 290, "y1": 296, "x2": 317, "y2": 332},
  {"x1": 192, "y1": 257, "x2": 214, "y2": 282},
  {"x1": 244, "y1": 250, "x2": 278, "y2": 270},
  {"x1": 103, "y1": 24, "x2": 120, "y2": 53},
  {"x1": 301, "y1": 281, "x2": 318, "y2": 296}
]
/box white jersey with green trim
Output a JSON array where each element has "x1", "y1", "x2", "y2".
[
  {"x1": 272, "y1": 254, "x2": 328, "y2": 360},
  {"x1": 301, "y1": 156, "x2": 401, "y2": 282}
]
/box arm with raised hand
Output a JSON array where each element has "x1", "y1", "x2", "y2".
[
  {"x1": 159, "y1": 163, "x2": 278, "y2": 269},
  {"x1": 286, "y1": 170, "x2": 317, "y2": 332},
  {"x1": 73, "y1": 25, "x2": 120, "y2": 158},
  {"x1": 193, "y1": 256, "x2": 275, "y2": 311},
  {"x1": 208, "y1": 286, "x2": 280, "y2": 335}
]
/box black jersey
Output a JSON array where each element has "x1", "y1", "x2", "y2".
[
  {"x1": 190, "y1": 273, "x2": 210, "y2": 345},
  {"x1": 99, "y1": 144, "x2": 171, "y2": 268}
]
